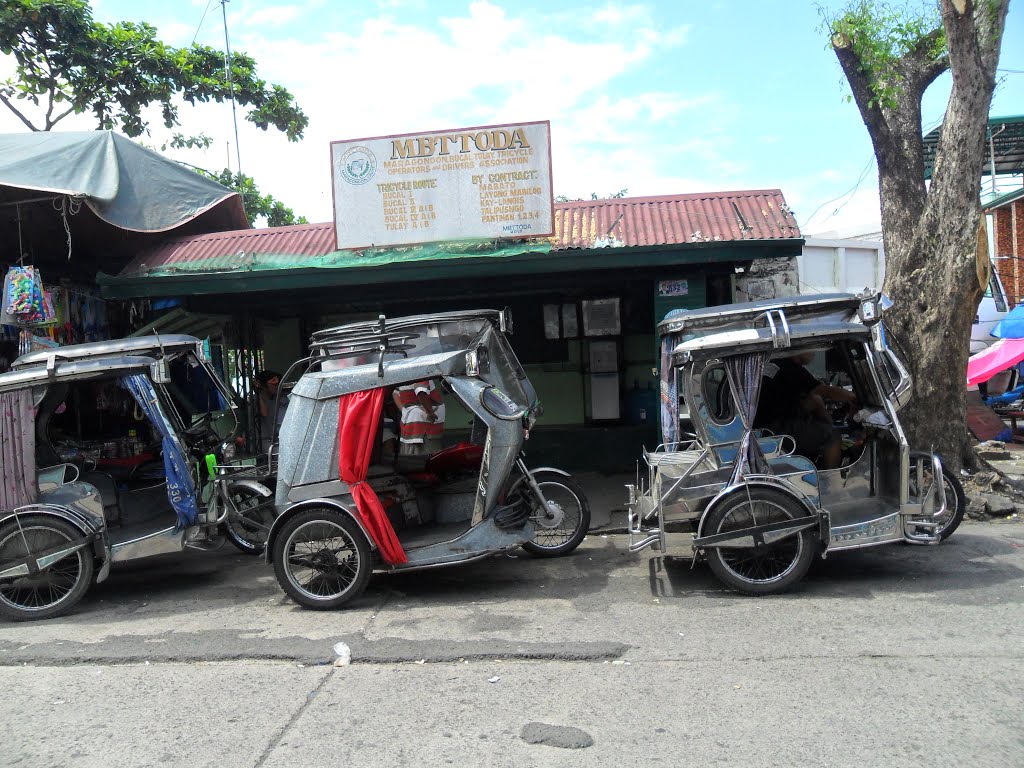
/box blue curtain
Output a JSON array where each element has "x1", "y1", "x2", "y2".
[
  {"x1": 121, "y1": 374, "x2": 199, "y2": 527},
  {"x1": 659, "y1": 329, "x2": 684, "y2": 445}
]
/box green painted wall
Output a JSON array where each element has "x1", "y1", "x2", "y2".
[{"x1": 262, "y1": 317, "x2": 302, "y2": 374}]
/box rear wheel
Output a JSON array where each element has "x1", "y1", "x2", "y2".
[
  {"x1": 0, "y1": 515, "x2": 95, "y2": 621},
  {"x1": 272, "y1": 507, "x2": 372, "y2": 610},
  {"x1": 223, "y1": 484, "x2": 276, "y2": 555},
  {"x1": 909, "y1": 455, "x2": 966, "y2": 541},
  {"x1": 521, "y1": 472, "x2": 591, "y2": 558},
  {"x1": 702, "y1": 488, "x2": 817, "y2": 595}
]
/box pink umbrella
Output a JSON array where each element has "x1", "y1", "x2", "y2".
[{"x1": 966, "y1": 338, "x2": 1024, "y2": 385}]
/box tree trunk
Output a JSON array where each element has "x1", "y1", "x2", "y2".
[{"x1": 832, "y1": 0, "x2": 1009, "y2": 472}]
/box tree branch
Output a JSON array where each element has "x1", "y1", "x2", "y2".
[
  {"x1": 832, "y1": 37, "x2": 892, "y2": 154},
  {"x1": 0, "y1": 92, "x2": 41, "y2": 131}
]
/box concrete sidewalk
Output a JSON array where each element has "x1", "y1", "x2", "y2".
[{"x1": 575, "y1": 472, "x2": 632, "y2": 531}]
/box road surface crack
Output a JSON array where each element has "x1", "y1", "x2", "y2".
[{"x1": 253, "y1": 666, "x2": 334, "y2": 767}]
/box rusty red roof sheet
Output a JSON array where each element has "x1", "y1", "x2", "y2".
[
  {"x1": 120, "y1": 189, "x2": 800, "y2": 275},
  {"x1": 550, "y1": 189, "x2": 800, "y2": 249}
]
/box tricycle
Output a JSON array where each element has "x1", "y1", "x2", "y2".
[
  {"x1": 265, "y1": 308, "x2": 590, "y2": 609},
  {"x1": 0, "y1": 334, "x2": 275, "y2": 621},
  {"x1": 627, "y1": 292, "x2": 966, "y2": 594}
]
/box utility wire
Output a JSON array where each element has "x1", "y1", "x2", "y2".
[
  {"x1": 801, "y1": 154, "x2": 874, "y2": 231},
  {"x1": 191, "y1": 0, "x2": 215, "y2": 46}
]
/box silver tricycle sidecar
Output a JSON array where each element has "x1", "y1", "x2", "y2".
[
  {"x1": 0, "y1": 335, "x2": 275, "y2": 621},
  {"x1": 265, "y1": 308, "x2": 590, "y2": 610},
  {"x1": 626, "y1": 292, "x2": 965, "y2": 594}
]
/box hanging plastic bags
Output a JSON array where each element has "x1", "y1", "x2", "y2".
[{"x1": 1, "y1": 266, "x2": 52, "y2": 326}]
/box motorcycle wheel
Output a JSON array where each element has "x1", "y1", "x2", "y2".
[
  {"x1": 521, "y1": 472, "x2": 591, "y2": 558},
  {"x1": 272, "y1": 507, "x2": 372, "y2": 610},
  {"x1": 0, "y1": 515, "x2": 94, "y2": 622},
  {"x1": 702, "y1": 488, "x2": 817, "y2": 595},
  {"x1": 909, "y1": 455, "x2": 966, "y2": 541},
  {"x1": 223, "y1": 484, "x2": 277, "y2": 555}
]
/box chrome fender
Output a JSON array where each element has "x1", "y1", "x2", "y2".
[
  {"x1": 264, "y1": 497, "x2": 374, "y2": 564},
  {"x1": 504, "y1": 466, "x2": 571, "y2": 498},
  {"x1": 0, "y1": 504, "x2": 110, "y2": 582},
  {"x1": 694, "y1": 477, "x2": 825, "y2": 546}
]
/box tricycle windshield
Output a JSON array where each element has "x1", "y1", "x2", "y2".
[
  {"x1": 161, "y1": 353, "x2": 235, "y2": 436},
  {"x1": 478, "y1": 326, "x2": 530, "y2": 408}
]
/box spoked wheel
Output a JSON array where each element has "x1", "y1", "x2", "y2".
[
  {"x1": 520, "y1": 472, "x2": 591, "y2": 558},
  {"x1": 272, "y1": 507, "x2": 371, "y2": 610},
  {"x1": 0, "y1": 515, "x2": 95, "y2": 621},
  {"x1": 223, "y1": 484, "x2": 277, "y2": 555},
  {"x1": 909, "y1": 454, "x2": 966, "y2": 541},
  {"x1": 702, "y1": 488, "x2": 817, "y2": 595}
]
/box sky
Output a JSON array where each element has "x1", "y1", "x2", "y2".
[{"x1": 1, "y1": 0, "x2": 1022, "y2": 237}]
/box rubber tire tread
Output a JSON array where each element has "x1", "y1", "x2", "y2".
[
  {"x1": 521, "y1": 472, "x2": 591, "y2": 558},
  {"x1": 702, "y1": 487, "x2": 817, "y2": 595},
  {"x1": 936, "y1": 465, "x2": 966, "y2": 541},
  {"x1": 272, "y1": 507, "x2": 372, "y2": 610},
  {"x1": 223, "y1": 487, "x2": 276, "y2": 555},
  {"x1": 0, "y1": 515, "x2": 95, "y2": 622}
]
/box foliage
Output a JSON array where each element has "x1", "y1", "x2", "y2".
[
  {"x1": 203, "y1": 169, "x2": 308, "y2": 228},
  {"x1": 0, "y1": 0, "x2": 308, "y2": 139},
  {"x1": 165, "y1": 133, "x2": 215, "y2": 151},
  {"x1": 555, "y1": 189, "x2": 629, "y2": 202},
  {"x1": 821, "y1": 1, "x2": 947, "y2": 110}
]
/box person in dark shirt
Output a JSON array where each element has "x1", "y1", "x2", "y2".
[{"x1": 755, "y1": 351, "x2": 856, "y2": 468}]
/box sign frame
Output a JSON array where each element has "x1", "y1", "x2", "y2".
[{"x1": 329, "y1": 120, "x2": 555, "y2": 251}]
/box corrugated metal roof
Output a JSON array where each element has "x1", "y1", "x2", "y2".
[
  {"x1": 119, "y1": 189, "x2": 800, "y2": 276},
  {"x1": 550, "y1": 189, "x2": 800, "y2": 249},
  {"x1": 121, "y1": 221, "x2": 337, "y2": 274}
]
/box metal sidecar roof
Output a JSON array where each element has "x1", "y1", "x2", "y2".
[
  {"x1": 658, "y1": 293, "x2": 863, "y2": 339},
  {"x1": 672, "y1": 319, "x2": 870, "y2": 362},
  {"x1": 0, "y1": 355, "x2": 156, "y2": 393},
  {"x1": 292, "y1": 349, "x2": 468, "y2": 401},
  {"x1": 310, "y1": 309, "x2": 507, "y2": 350},
  {"x1": 13, "y1": 334, "x2": 201, "y2": 370}
]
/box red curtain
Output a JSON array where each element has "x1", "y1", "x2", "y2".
[{"x1": 337, "y1": 388, "x2": 407, "y2": 565}]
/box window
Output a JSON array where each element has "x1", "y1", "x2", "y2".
[{"x1": 701, "y1": 364, "x2": 734, "y2": 424}]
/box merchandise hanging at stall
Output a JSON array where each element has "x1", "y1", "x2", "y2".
[{"x1": 0, "y1": 262, "x2": 110, "y2": 363}]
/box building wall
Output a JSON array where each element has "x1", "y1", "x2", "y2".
[
  {"x1": 796, "y1": 239, "x2": 885, "y2": 295},
  {"x1": 991, "y1": 208, "x2": 1015, "y2": 311}
]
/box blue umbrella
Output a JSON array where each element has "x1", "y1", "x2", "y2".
[{"x1": 992, "y1": 303, "x2": 1024, "y2": 339}]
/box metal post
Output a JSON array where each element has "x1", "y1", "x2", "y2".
[{"x1": 220, "y1": 0, "x2": 243, "y2": 179}]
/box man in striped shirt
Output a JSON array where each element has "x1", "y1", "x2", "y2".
[{"x1": 393, "y1": 379, "x2": 445, "y2": 455}]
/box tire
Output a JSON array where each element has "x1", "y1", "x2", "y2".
[
  {"x1": 701, "y1": 488, "x2": 817, "y2": 595},
  {"x1": 223, "y1": 484, "x2": 277, "y2": 555},
  {"x1": 909, "y1": 455, "x2": 966, "y2": 541},
  {"x1": 520, "y1": 472, "x2": 591, "y2": 558},
  {"x1": 272, "y1": 507, "x2": 372, "y2": 610},
  {"x1": 0, "y1": 515, "x2": 95, "y2": 621}
]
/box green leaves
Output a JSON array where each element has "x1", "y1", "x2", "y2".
[
  {"x1": 0, "y1": 0, "x2": 308, "y2": 139},
  {"x1": 203, "y1": 168, "x2": 307, "y2": 228},
  {"x1": 823, "y1": 0, "x2": 947, "y2": 111}
]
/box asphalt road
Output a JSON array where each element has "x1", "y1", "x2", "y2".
[{"x1": 2, "y1": 521, "x2": 1023, "y2": 767}]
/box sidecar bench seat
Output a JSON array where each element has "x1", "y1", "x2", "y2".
[
  {"x1": 80, "y1": 470, "x2": 122, "y2": 526},
  {"x1": 405, "y1": 472, "x2": 440, "y2": 488},
  {"x1": 648, "y1": 450, "x2": 707, "y2": 469}
]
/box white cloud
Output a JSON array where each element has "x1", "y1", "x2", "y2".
[
  {"x1": 1, "y1": 1, "x2": 704, "y2": 226},
  {"x1": 237, "y1": 5, "x2": 304, "y2": 29}
]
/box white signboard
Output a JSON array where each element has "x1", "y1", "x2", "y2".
[{"x1": 331, "y1": 120, "x2": 554, "y2": 250}]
